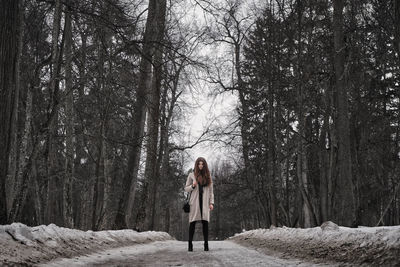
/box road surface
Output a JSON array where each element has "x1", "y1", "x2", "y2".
[{"x1": 39, "y1": 240, "x2": 337, "y2": 266}]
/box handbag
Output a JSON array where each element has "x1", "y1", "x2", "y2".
[
  {"x1": 183, "y1": 190, "x2": 191, "y2": 213},
  {"x1": 183, "y1": 175, "x2": 198, "y2": 213}
]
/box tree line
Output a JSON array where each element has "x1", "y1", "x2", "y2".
[
  {"x1": 1, "y1": 0, "x2": 399, "y2": 240},
  {"x1": 0, "y1": 0, "x2": 209, "y2": 234},
  {"x1": 206, "y1": 0, "x2": 399, "y2": 234}
]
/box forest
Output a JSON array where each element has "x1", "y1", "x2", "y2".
[{"x1": 0, "y1": 0, "x2": 399, "y2": 241}]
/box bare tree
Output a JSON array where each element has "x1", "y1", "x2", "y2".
[
  {"x1": 63, "y1": 1, "x2": 74, "y2": 228},
  {"x1": 45, "y1": 0, "x2": 63, "y2": 225},
  {"x1": 0, "y1": 0, "x2": 20, "y2": 224},
  {"x1": 333, "y1": 0, "x2": 355, "y2": 226},
  {"x1": 114, "y1": 0, "x2": 168, "y2": 229}
]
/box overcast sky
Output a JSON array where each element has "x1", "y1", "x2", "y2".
[
  {"x1": 140, "y1": 0, "x2": 262, "y2": 173},
  {"x1": 166, "y1": 0, "x2": 241, "y2": 172},
  {"x1": 183, "y1": 87, "x2": 238, "y2": 172}
]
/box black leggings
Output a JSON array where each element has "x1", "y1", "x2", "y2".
[{"x1": 189, "y1": 220, "x2": 208, "y2": 242}]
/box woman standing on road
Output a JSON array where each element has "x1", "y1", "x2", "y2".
[{"x1": 184, "y1": 157, "x2": 214, "y2": 251}]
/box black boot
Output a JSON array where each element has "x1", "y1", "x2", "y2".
[
  {"x1": 188, "y1": 221, "x2": 196, "y2": 252},
  {"x1": 202, "y1": 220, "x2": 209, "y2": 251}
]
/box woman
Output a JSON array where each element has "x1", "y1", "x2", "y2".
[{"x1": 184, "y1": 157, "x2": 214, "y2": 252}]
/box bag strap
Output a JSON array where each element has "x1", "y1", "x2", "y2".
[{"x1": 186, "y1": 174, "x2": 197, "y2": 200}]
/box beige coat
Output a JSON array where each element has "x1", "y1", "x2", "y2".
[{"x1": 184, "y1": 172, "x2": 214, "y2": 223}]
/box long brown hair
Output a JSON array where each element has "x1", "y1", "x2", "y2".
[{"x1": 194, "y1": 157, "x2": 212, "y2": 186}]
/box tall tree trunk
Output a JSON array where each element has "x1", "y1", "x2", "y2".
[
  {"x1": 328, "y1": 98, "x2": 336, "y2": 221},
  {"x1": 148, "y1": 31, "x2": 167, "y2": 232},
  {"x1": 267, "y1": 80, "x2": 277, "y2": 226},
  {"x1": 32, "y1": 156, "x2": 43, "y2": 224},
  {"x1": 63, "y1": 3, "x2": 74, "y2": 228},
  {"x1": 158, "y1": 60, "x2": 182, "y2": 231},
  {"x1": 333, "y1": 0, "x2": 355, "y2": 226},
  {"x1": 94, "y1": 2, "x2": 114, "y2": 231},
  {"x1": 92, "y1": 35, "x2": 106, "y2": 230},
  {"x1": 320, "y1": 100, "x2": 329, "y2": 223},
  {"x1": 137, "y1": 0, "x2": 167, "y2": 231},
  {"x1": 114, "y1": 0, "x2": 162, "y2": 229},
  {"x1": 100, "y1": 138, "x2": 112, "y2": 230},
  {"x1": 234, "y1": 41, "x2": 256, "y2": 221},
  {"x1": 8, "y1": 83, "x2": 32, "y2": 222},
  {"x1": 75, "y1": 29, "x2": 87, "y2": 229},
  {"x1": 92, "y1": 122, "x2": 105, "y2": 230},
  {"x1": 45, "y1": 0, "x2": 62, "y2": 225},
  {"x1": 295, "y1": 0, "x2": 311, "y2": 228},
  {"x1": 8, "y1": 56, "x2": 53, "y2": 222},
  {"x1": 320, "y1": 79, "x2": 335, "y2": 223},
  {"x1": 145, "y1": 68, "x2": 162, "y2": 230},
  {"x1": 155, "y1": 75, "x2": 169, "y2": 232},
  {"x1": 7, "y1": 0, "x2": 24, "y2": 214},
  {"x1": 159, "y1": 82, "x2": 171, "y2": 233},
  {"x1": 154, "y1": 73, "x2": 169, "y2": 232},
  {"x1": 0, "y1": 0, "x2": 20, "y2": 224},
  {"x1": 9, "y1": 97, "x2": 40, "y2": 223},
  {"x1": 285, "y1": 109, "x2": 291, "y2": 226}
]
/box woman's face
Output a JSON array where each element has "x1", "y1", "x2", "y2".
[{"x1": 198, "y1": 161, "x2": 204, "y2": 170}]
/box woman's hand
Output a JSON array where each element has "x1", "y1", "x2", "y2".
[
  {"x1": 192, "y1": 179, "x2": 197, "y2": 187},
  {"x1": 209, "y1": 204, "x2": 214, "y2": 210}
]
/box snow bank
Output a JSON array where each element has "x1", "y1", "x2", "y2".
[
  {"x1": 0, "y1": 223, "x2": 173, "y2": 266},
  {"x1": 228, "y1": 221, "x2": 400, "y2": 266}
]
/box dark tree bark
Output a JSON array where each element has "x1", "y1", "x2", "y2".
[
  {"x1": 157, "y1": 47, "x2": 183, "y2": 231},
  {"x1": 136, "y1": 0, "x2": 167, "y2": 231},
  {"x1": 145, "y1": 43, "x2": 165, "y2": 231},
  {"x1": 319, "y1": 81, "x2": 332, "y2": 223},
  {"x1": 91, "y1": 15, "x2": 106, "y2": 231},
  {"x1": 45, "y1": 0, "x2": 62, "y2": 225},
  {"x1": 75, "y1": 28, "x2": 88, "y2": 229},
  {"x1": 0, "y1": 0, "x2": 20, "y2": 224},
  {"x1": 63, "y1": 2, "x2": 74, "y2": 228},
  {"x1": 114, "y1": 0, "x2": 166, "y2": 229},
  {"x1": 333, "y1": 0, "x2": 355, "y2": 226},
  {"x1": 295, "y1": 0, "x2": 313, "y2": 228},
  {"x1": 7, "y1": 0, "x2": 24, "y2": 214}
]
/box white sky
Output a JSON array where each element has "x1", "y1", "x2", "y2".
[
  {"x1": 131, "y1": 0, "x2": 262, "y2": 173},
  {"x1": 183, "y1": 87, "x2": 238, "y2": 172},
  {"x1": 168, "y1": 0, "x2": 243, "y2": 172},
  {"x1": 177, "y1": 0, "x2": 268, "y2": 173}
]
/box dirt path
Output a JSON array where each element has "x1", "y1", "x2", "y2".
[{"x1": 39, "y1": 240, "x2": 338, "y2": 267}]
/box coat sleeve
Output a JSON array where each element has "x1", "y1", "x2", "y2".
[
  {"x1": 184, "y1": 173, "x2": 194, "y2": 192},
  {"x1": 209, "y1": 180, "x2": 214, "y2": 205}
]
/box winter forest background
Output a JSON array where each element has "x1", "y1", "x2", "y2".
[{"x1": 0, "y1": 0, "x2": 399, "y2": 241}]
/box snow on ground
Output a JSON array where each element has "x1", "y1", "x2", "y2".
[
  {"x1": 39, "y1": 240, "x2": 336, "y2": 267},
  {"x1": 229, "y1": 221, "x2": 400, "y2": 266},
  {"x1": 1, "y1": 221, "x2": 399, "y2": 266},
  {"x1": 0, "y1": 223, "x2": 173, "y2": 266}
]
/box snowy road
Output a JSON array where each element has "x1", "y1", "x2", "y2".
[{"x1": 39, "y1": 240, "x2": 335, "y2": 267}]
